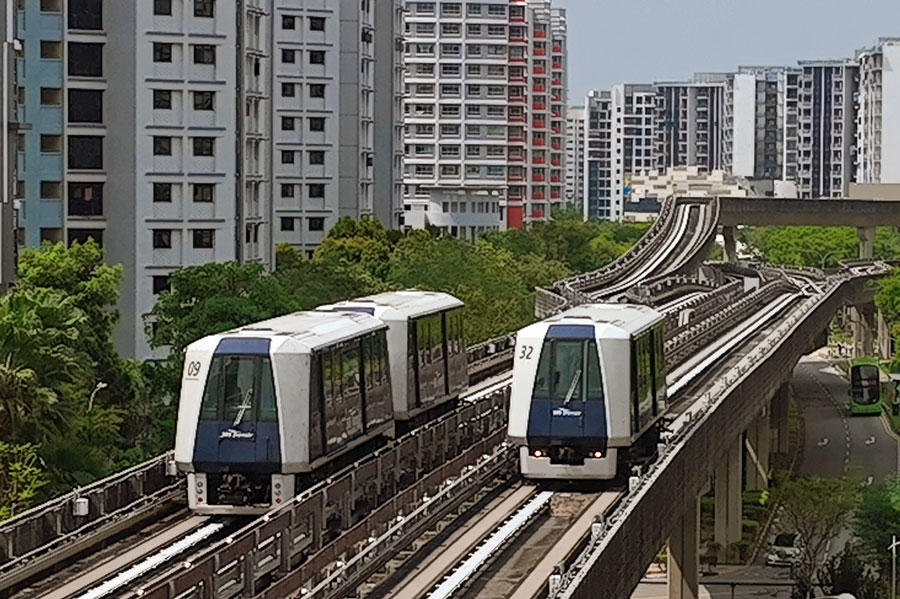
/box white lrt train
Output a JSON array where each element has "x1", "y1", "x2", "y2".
[
  {"x1": 174, "y1": 291, "x2": 466, "y2": 515},
  {"x1": 507, "y1": 304, "x2": 667, "y2": 480}
]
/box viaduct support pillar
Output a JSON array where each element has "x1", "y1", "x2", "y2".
[
  {"x1": 770, "y1": 383, "x2": 791, "y2": 455},
  {"x1": 722, "y1": 226, "x2": 737, "y2": 263},
  {"x1": 878, "y1": 309, "x2": 892, "y2": 360},
  {"x1": 858, "y1": 226, "x2": 875, "y2": 260},
  {"x1": 714, "y1": 436, "x2": 742, "y2": 560},
  {"x1": 852, "y1": 302, "x2": 876, "y2": 358},
  {"x1": 744, "y1": 409, "x2": 770, "y2": 490},
  {"x1": 668, "y1": 494, "x2": 700, "y2": 599}
]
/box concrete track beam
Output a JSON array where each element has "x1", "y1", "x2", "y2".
[{"x1": 667, "y1": 495, "x2": 699, "y2": 599}]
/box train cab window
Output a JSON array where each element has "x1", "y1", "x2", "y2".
[
  {"x1": 200, "y1": 355, "x2": 277, "y2": 423},
  {"x1": 533, "y1": 338, "x2": 604, "y2": 403},
  {"x1": 342, "y1": 346, "x2": 360, "y2": 396}
]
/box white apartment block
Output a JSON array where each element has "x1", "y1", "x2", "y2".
[
  {"x1": 796, "y1": 60, "x2": 856, "y2": 197},
  {"x1": 583, "y1": 90, "x2": 612, "y2": 220},
  {"x1": 654, "y1": 79, "x2": 725, "y2": 172},
  {"x1": 401, "y1": 0, "x2": 566, "y2": 237},
  {"x1": 18, "y1": 0, "x2": 401, "y2": 359},
  {"x1": 565, "y1": 105, "x2": 584, "y2": 209},
  {"x1": 856, "y1": 38, "x2": 900, "y2": 184}
]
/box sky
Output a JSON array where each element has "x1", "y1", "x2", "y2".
[{"x1": 553, "y1": 0, "x2": 900, "y2": 102}]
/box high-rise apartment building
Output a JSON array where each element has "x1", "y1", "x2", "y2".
[
  {"x1": 401, "y1": 0, "x2": 566, "y2": 237},
  {"x1": 856, "y1": 38, "x2": 900, "y2": 184},
  {"x1": 565, "y1": 105, "x2": 584, "y2": 209},
  {"x1": 583, "y1": 90, "x2": 612, "y2": 220},
  {"x1": 654, "y1": 79, "x2": 725, "y2": 172},
  {"x1": 1, "y1": 1, "x2": 15, "y2": 291},
  {"x1": 796, "y1": 60, "x2": 857, "y2": 197},
  {"x1": 16, "y1": 0, "x2": 402, "y2": 358}
]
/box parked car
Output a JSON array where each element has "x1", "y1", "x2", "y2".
[{"x1": 765, "y1": 532, "x2": 801, "y2": 567}]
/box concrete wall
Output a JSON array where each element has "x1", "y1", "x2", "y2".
[
  {"x1": 882, "y1": 44, "x2": 900, "y2": 183},
  {"x1": 731, "y1": 73, "x2": 756, "y2": 177},
  {"x1": 1, "y1": 0, "x2": 15, "y2": 290}
]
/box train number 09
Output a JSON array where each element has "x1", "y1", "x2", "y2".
[
  {"x1": 186, "y1": 361, "x2": 202, "y2": 377},
  {"x1": 519, "y1": 345, "x2": 534, "y2": 360}
]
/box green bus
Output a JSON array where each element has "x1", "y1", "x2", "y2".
[{"x1": 849, "y1": 357, "x2": 893, "y2": 415}]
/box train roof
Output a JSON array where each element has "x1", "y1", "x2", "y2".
[
  {"x1": 215, "y1": 310, "x2": 386, "y2": 351},
  {"x1": 318, "y1": 290, "x2": 462, "y2": 320},
  {"x1": 542, "y1": 303, "x2": 663, "y2": 335}
]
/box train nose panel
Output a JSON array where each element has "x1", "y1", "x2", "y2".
[{"x1": 193, "y1": 421, "x2": 281, "y2": 472}]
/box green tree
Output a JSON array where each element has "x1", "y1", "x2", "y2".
[
  {"x1": 854, "y1": 476, "x2": 900, "y2": 579},
  {"x1": 778, "y1": 476, "x2": 860, "y2": 598},
  {"x1": 821, "y1": 544, "x2": 885, "y2": 599},
  {"x1": 147, "y1": 261, "x2": 299, "y2": 396},
  {"x1": 0, "y1": 442, "x2": 48, "y2": 521},
  {"x1": 274, "y1": 244, "x2": 388, "y2": 309},
  {"x1": 739, "y1": 226, "x2": 858, "y2": 267}
]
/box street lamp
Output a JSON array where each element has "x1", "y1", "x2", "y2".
[
  {"x1": 88, "y1": 381, "x2": 108, "y2": 412},
  {"x1": 890, "y1": 535, "x2": 900, "y2": 599}
]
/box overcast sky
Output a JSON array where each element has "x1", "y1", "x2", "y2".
[{"x1": 553, "y1": 0, "x2": 900, "y2": 102}]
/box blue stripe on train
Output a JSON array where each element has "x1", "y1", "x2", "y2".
[
  {"x1": 545, "y1": 324, "x2": 595, "y2": 339},
  {"x1": 193, "y1": 420, "x2": 281, "y2": 472},
  {"x1": 526, "y1": 398, "x2": 607, "y2": 444}
]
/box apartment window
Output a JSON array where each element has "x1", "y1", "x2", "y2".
[
  {"x1": 440, "y1": 105, "x2": 460, "y2": 117},
  {"x1": 308, "y1": 117, "x2": 325, "y2": 132},
  {"x1": 281, "y1": 151, "x2": 295, "y2": 164},
  {"x1": 68, "y1": 89, "x2": 103, "y2": 123},
  {"x1": 308, "y1": 217, "x2": 325, "y2": 231},
  {"x1": 40, "y1": 87, "x2": 61, "y2": 105},
  {"x1": 282, "y1": 15, "x2": 295, "y2": 29},
  {"x1": 441, "y1": 64, "x2": 460, "y2": 77},
  {"x1": 68, "y1": 229, "x2": 102, "y2": 248},
  {"x1": 309, "y1": 84, "x2": 325, "y2": 98},
  {"x1": 40, "y1": 181, "x2": 61, "y2": 199},
  {"x1": 153, "y1": 229, "x2": 172, "y2": 249},
  {"x1": 309, "y1": 51, "x2": 325, "y2": 65},
  {"x1": 193, "y1": 137, "x2": 214, "y2": 156},
  {"x1": 153, "y1": 0, "x2": 172, "y2": 15},
  {"x1": 194, "y1": 0, "x2": 214, "y2": 17},
  {"x1": 281, "y1": 117, "x2": 297, "y2": 131},
  {"x1": 441, "y1": 124, "x2": 460, "y2": 136},
  {"x1": 193, "y1": 229, "x2": 215, "y2": 249},
  {"x1": 68, "y1": 136, "x2": 103, "y2": 169},
  {"x1": 282, "y1": 82, "x2": 296, "y2": 97},
  {"x1": 309, "y1": 16, "x2": 326, "y2": 31},
  {"x1": 68, "y1": 182, "x2": 103, "y2": 216},
  {"x1": 153, "y1": 136, "x2": 172, "y2": 156},
  {"x1": 280, "y1": 217, "x2": 295, "y2": 231},
  {"x1": 193, "y1": 45, "x2": 216, "y2": 65},
  {"x1": 281, "y1": 184, "x2": 294, "y2": 198},
  {"x1": 308, "y1": 183, "x2": 325, "y2": 198},
  {"x1": 153, "y1": 89, "x2": 172, "y2": 109},
  {"x1": 68, "y1": 42, "x2": 103, "y2": 76},
  {"x1": 68, "y1": 0, "x2": 101, "y2": 30},
  {"x1": 282, "y1": 49, "x2": 295, "y2": 63},
  {"x1": 152, "y1": 276, "x2": 170, "y2": 295},
  {"x1": 441, "y1": 23, "x2": 461, "y2": 36},
  {"x1": 40, "y1": 41, "x2": 62, "y2": 59},
  {"x1": 153, "y1": 43, "x2": 173, "y2": 63},
  {"x1": 193, "y1": 91, "x2": 214, "y2": 110},
  {"x1": 153, "y1": 182, "x2": 172, "y2": 202},
  {"x1": 189, "y1": 183, "x2": 213, "y2": 203},
  {"x1": 41, "y1": 0, "x2": 61, "y2": 11},
  {"x1": 308, "y1": 150, "x2": 325, "y2": 165}
]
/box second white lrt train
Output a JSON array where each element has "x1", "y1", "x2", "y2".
[{"x1": 507, "y1": 304, "x2": 667, "y2": 480}]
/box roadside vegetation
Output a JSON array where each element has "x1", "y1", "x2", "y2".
[{"x1": 0, "y1": 213, "x2": 647, "y2": 521}]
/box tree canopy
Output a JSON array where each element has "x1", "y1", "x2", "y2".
[{"x1": 739, "y1": 226, "x2": 900, "y2": 268}]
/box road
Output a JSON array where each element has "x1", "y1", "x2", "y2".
[
  {"x1": 633, "y1": 355, "x2": 900, "y2": 599},
  {"x1": 794, "y1": 357, "x2": 900, "y2": 481}
]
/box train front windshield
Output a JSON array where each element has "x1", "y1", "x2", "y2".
[
  {"x1": 851, "y1": 364, "x2": 880, "y2": 405},
  {"x1": 200, "y1": 355, "x2": 278, "y2": 423},
  {"x1": 532, "y1": 338, "x2": 604, "y2": 403}
]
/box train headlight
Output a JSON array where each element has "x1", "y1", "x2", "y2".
[
  {"x1": 589, "y1": 450, "x2": 604, "y2": 459},
  {"x1": 532, "y1": 449, "x2": 545, "y2": 458}
]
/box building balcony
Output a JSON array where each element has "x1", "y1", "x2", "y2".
[
  {"x1": 509, "y1": 95, "x2": 526, "y2": 103},
  {"x1": 531, "y1": 209, "x2": 545, "y2": 218},
  {"x1": 551, "y1": 94, "x2": 561, "y2": 102},
  {"x1": 550, "y1": 158, "x2": 560, "y2": 166},
  {"x1": 551, "y1": 142, "x2": 560, "y2": 150},
  {"x1": 510, "y1": 55, "x2": 526, "y2": 63},
  {"x1": 509, "y1": 75, "x2": 526, "y2": 83},
  {"x1": 534, "y1": 30, "x2": 547, "y2": 38},
  {"x1": 509, "y1": 135, "x2": 526, "y2": 143},
  {"x1": 552, "y1": 45, "x2": 562, "y2": 53},
  {"x1": 551, "y1": 126, "x2": 561, "y2": 133},
  {"x1": 533, "y1": 102, "x2": 546, "y2": 110},
  {"x1": 534, "y1": 66, "x2": 546, "y2": 74},
  {"x1": 510, "y1": 113, "x2": 526, "y2": 122},
  {"x1": 532, "y1": 191, "x2": 545, "y2": 200},
  {"x1": 533, "y1": 156, "x2": 545, "y2": 164},
  {"x1": 533, "y1": 138, "x2": 546, "y2": 146},
  {"x1": 533, "y1": 174, "x2": 546, "y2": 182},
  {"x1": 552, "y1": 78, "x2": 561, "y2": 86},
  {"x1": 552, "y1": 61, "x2": 562, "y2": 69},
  {"x1": 533, "y1": 120, "x2": 546, "y2": 128},
  {"x1": 533, "y1": 47, "x2": 546, "y2": 56},
  {"x1": 509, "y1": 174, "x2": 525, "y2": 182},
  {"x1": 509, "y1": 153, "x2": 525, "y2": 162},
  {"x1": 534, "y1": 84, "x2": 546, "y2": 93},
  {"x1": 550, "y1": 175, "x2": 560, "y2": 183},
  {"x1": 550, "y1": 191, "x2": 560, "y2": 199},
  {"x1": 510, "y1": 34, "x2": 525, "y2": 43},
  {"x1": 511, "y1": 13, "x2": 525, "y2": 23}
]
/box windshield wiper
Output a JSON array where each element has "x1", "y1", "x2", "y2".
[
  {"x1": 232, "y1": 389, "x2": 254, "y2": 427},
  {"x1": 563, "y1": 369, "x2": 582, "y2": 405}
]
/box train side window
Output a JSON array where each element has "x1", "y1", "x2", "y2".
[
  {"x1": 362, "y1": 336, "x2": 373, "y2": 390},
  {"x1": 200, "y1": 357, "x2": 223, "y2": 419},
  {"x1": 585, "y1": 340, "x2": 604, "y2": 401},
  {"x1": 323, "y1": 350, "x2": 334, "y2": 403},
  {"x1": 532, "y1": 342, "x2": 551, "y2": 400},
  {"x1": 309, "y1": 354, "x2": 323, "y2": 459},
  {"x1": 343, "y1": 345, "x2": 359, "y2": 396}
]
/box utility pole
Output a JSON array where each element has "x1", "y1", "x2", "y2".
[{"x1": 890, "y1": 535, "x2": 900, "y2": 599}]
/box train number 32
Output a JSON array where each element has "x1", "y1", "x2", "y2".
[
  {"x1": 186, "y1": 361, "x2": 202, "y2": 377},
  {"x1": 519, "y1": 345, "x2": 534, "y2": 360}
]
